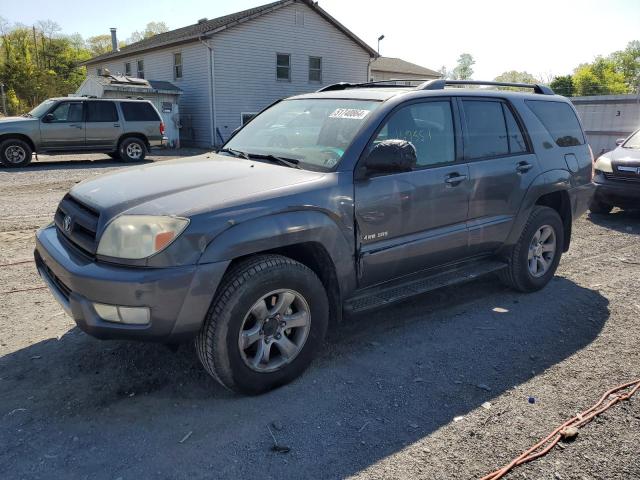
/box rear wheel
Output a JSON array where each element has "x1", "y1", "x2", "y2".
[
  {"x1": 195, "y1": 254, "x2": 329, "y2": 394},
  {"x1": 589, "y1": 199, "x2": 613, "y2": 214},
  {"x1": 118, "y1": 137, "x2": 146, "y2": 162},
  {"x1": 0, "y1": 138, "x2": 32, "y2": 168},
  {"x1": 499, "y1": 206, "x2": 564, "y2": 292}
]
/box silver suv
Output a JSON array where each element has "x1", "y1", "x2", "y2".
[{"x1": 0, "y1": 98, "x2": 166, "y2": 167}]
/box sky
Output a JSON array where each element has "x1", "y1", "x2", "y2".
[{"x1": 1, "y1": 0, "x2": 639, "y2": 80}]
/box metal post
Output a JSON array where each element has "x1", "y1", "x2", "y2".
[
  {"x1": 377, "y1": 35, "x2": 384, "y2": 56},
  {"x1": 0, "y1": 83, "x2": 7, "y2": 116}
]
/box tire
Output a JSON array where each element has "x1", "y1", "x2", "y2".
[
  {"x1": 589, "y1": 199, "x2": 613, "y2": 214},
  {"x1": 107, "y1": 151, "x2": 121, "y2": 160},
  {"x1": 118, "y1": 137, "x2": 146, "y2": 162},
  {"x1": 195, "y1": 254, "x2": 329, "y2": 395},
  {"x1": 0, "y1": 138, "x2": 32, "y2": 168},
  {"x1": 499, "y1": 206, "x2": 564, "y2": 293}
]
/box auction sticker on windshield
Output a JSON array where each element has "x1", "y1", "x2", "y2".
[{"x1": 329, "y1": 108, "x2": 371, "y2": 120}]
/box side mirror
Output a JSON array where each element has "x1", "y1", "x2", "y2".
[
  {"x1": 42, "y1": 113, "x2": 55, "y2": 123},
  {"x1": 363, "y1": 139, "x2": 417, "y2": 174},
  {"x1": 615, "y1": 138, "x2": 626, "y2": 146}
]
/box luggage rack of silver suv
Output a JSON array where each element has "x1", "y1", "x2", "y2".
[{"x1": 317, "y1": 79, "x2": 555, "y2": 95}]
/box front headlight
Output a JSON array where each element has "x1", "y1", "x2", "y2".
[
  {"x1": 97, "y1": 215, "x2": 189, "y2": 259},
  {"x1": 593, "y1": 155, "x2": 613, "y2": 173}
]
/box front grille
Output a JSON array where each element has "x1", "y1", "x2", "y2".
[
  {"x1": 54, "y1": 194, "x2": 100, "y2": 255},
  {"x1": 604, "y1": 172, "x2": 640, "y2": 184}
]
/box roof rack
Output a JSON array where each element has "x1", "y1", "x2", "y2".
[
  {"x1": 417, "y1": 79, "x2": 554, "y2": 95},
  {"x1": 316, "y1": 79, "x2": 432, "y2": 92}
]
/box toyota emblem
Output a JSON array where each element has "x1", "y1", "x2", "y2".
[{"x1": 63, "y1": 215, "x2": 73, "y2": 232}]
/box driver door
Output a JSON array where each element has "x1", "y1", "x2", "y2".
[
  {"x1": 40, "y1": 100, "x2": 85, "y2": 150},
  {"x1": 354, "y1": 99, "x2": 471, "y2": 287}
]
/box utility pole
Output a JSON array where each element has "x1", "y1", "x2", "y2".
[{"x1": 0, "y1": 83, "x2": 7, "y2": 116}]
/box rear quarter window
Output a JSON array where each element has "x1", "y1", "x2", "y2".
[
  {"x1": 525, "y1": 100, "x2": 584, "y2": 147},
  {"x1": 120, "y1": 102, "x2": 161, "y2": 122}
]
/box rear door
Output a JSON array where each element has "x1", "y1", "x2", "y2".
[
  {"x1": 355, "y1": 98, "x2": 471, "y2": 287},
  {"x1": 39, "y1": 100, "x2": 85, "y2": 149},
  {"x1": 85, "y1": 101, "x2": 122, "y2": 149},
  {"x1": 460, "y1": 98, "x2": 540, "y2": 255}
]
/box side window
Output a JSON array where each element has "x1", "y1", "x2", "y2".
[
  {"x1": 526, "y1": 100, "x2": 584, "y2": 147},
  {"x1": 86, "y1": 102, "x2": 118, "y2": 122},
  {"x1": 309, "y1": 56, "x2": 322, "y2": 83},
  {"x1": 173, "y1": 52, "x2": 182, "y2": 79},
  {"x1": 124, "y1": 62, "x2": 131, "y2": 76},
  {"x1": 136, "y1": 59, "x2": 144, "y2": 79},
  {"x1": 276, "y1": 53, "x2": 291, "y2": 81},
  {"x1": 373, "y1": 101, "x2": 455, "y2": 167},
  {"x1": 462, "y1": 100, "x2": 509, "y2": 159},
  {"x1": 120, "y1": 102, "x2": 161, "y2": 122},
  {"x1": 502, "y1": 104, "x2": 528, "y2": 154},
  {"x1": 47, "y1": 102, "x2": 83, "y2": 123}
]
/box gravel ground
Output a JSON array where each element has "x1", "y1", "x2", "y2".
[{"x1": 0, "y1": 153, "x2": 638, "y2": 480}]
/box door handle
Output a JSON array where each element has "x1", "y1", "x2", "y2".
[
  {"x1": 113, "y1": 123, "x2": 120, "y2": 127},
  {"x1": 444, "y1": 173, "x2": 468, "y2": 185},
  {"x1": 68, "y1": 124, "x2": 82, "y2": 129},
  {"x1": 516, "y1": 161, "x2": 533, "y2": 173}
]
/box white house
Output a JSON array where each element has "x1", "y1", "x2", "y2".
[{"x1": 82, "y1": 0, "x2": 376, "y2": 147}]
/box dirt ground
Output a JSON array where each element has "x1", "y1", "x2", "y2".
[{"x1": 0, "y1": 153, "x2": 639, "y2": 480}]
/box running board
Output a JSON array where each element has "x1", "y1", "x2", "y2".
[{"x1": 345, "y1": 259, "x2": 508, "y2": 314}]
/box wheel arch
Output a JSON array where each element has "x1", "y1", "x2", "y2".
[
  {"x1": 199, "y1": 210, "x2": 357, "y2": 324},
  {"x1": 0, "y1": 133, "x2": 36, "y2": 152},
  {"x1": 118, "y1": 133, "x2": 150, "y2": 150}
]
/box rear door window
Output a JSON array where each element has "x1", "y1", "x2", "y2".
[
  {"x1": 502, "y1": 104, "x2": 528, "y2": 154},
  {"x1": 120, "y1": 102, "x2": 160, "y2": 122},
  {"x1": 462, "y1": 100, "x2": 509, "y2": 159},
  {"x1": 525, "y1": 100, "x2": 584, "y2": 147},
  {"x1": 86, "y1": 102, "x2": 118, "y2": 122}
]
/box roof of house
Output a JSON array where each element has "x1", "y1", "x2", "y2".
[
  {"x1": 85, "y1": 75, "x2": 183, "y2": 95},
  {"x1": 83, "y1": 0, "x2": 376, "y2": 65},
  {"x1": 370, "y1": 57, "x2": 441, "y2": 78}
]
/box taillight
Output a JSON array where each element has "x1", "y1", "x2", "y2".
[{"x1": 159, "y1": 122, "x2": 165, "y2": 135}]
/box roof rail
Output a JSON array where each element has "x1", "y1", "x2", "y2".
[
  {"x1": 417, "y1": 79, "x2": 555, "y2": 95},
  {"x1": 316, "y1": 78, "x2": 435, "y2": 92}
]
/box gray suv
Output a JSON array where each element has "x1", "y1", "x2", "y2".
[
  {"x1": 34, "y1": 80, "x2": 595, "y2": 394},
  {"x1": 0, "y1": 98, "x2": 165, "y2": 167}
]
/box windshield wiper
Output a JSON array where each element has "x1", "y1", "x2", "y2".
[
  {"x1": 218, "y1": 147, "x2": 250, "y2": 160},
  {"x1": 247, "y1": 153, "x2": 302, "y2": 169}
]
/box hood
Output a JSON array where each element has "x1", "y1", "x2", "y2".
[
  {"x1": 609, "y1": 145, "x2": 640, "y2": 164},
  {"x1": 0, "y1": 116, "x2": 38, "y2": 125},
  {"x1": 70, "y1": 153, "x2": 326, "y2": 218}
]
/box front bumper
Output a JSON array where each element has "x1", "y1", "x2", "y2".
[
  {"x1": 593, "y1": 172, "x2": 640, "y2": 208},
  {"x1": 35, "y1": 225, "x2": 229, "y2": 342}
]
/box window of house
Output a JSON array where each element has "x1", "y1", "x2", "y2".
[
  {"x1": 124, "y1": 62, "x2": 131, "y2": 76},
  {"x1": 136, "y1": 59, "x2": 144, "y2": 79},
  {"x1": 96, "y1": 68, "x2": 103, "y2": 76},
  {"x1": 309, "y1": 56, "x2": 322, "y2": 83},
  {"x1": 241, "y1": 112, "x2": 257, "y2": 126},
  {"x1": 462, "y1": 100, "x2": 510, "y2": 159},
  {"x1": 47, "y1": 101, "x2": 84, "y2": 122},
  {"x1": 86, "y1": 101, "x2": 119, "y2": 122},
  {"x1": 526, "y1": 100, "x2": 584, "y2": 147},
  {"x1": 373, "y1": 100, "x2": 455, "y2": 168},
  {"x1": 173, "y1": 52, "x2": 182, "y2": 79},
  {"x1": 120, "y1": 102, "x2": 160, "y2": 121},
  {"x1": 276, "y1": 53, "x2": 291, "y2": 81}
]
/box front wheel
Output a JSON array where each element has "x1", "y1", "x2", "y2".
[
  {"x1": 0, "y1": 138, "x2": 32, "y2": 167},
  {"x1": 195, "y1": 255, "x2": 329, "y2": 394},
  {"x1": 499, "y1": 206, "x2": 564, "y2": 292}
]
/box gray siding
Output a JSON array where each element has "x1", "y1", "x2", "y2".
[
  {"x1": 212, "y1": 2, "x2": 371, "y2": 141},
  {"x1": 87, "y1": 2, "x2": 372, "y2": 147},
  {"x1": 89, "y1": 42, "x2": 213, "y2": 147}
]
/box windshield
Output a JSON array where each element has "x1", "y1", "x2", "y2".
[
  {"x1": 28, "y1": 99, "x2": 56, "y2": 118},
  {"x1": 623, "y1": 130, "x2": 640, "y2": 149},
  {"x1": 223, "y1": 98, "x2": 381, "y2": 171}
]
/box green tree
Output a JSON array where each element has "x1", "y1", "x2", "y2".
[
  {"x1": 573, "y1": 57, "x2": 627, "y2": 96},
  {"x1": 494, "y1": 70, "x2": 541, "y2": 84},
  {"x1": 86, "y1": 34, "x2": 113, "y2": 56},
  {"x1": 550, "y1": 75, "x2": 574, "y2": 96},
  {"x1": 128, "y1": 21, "x2": 169, "y2": 44},
  {"x1": 609, "y1": 40, "x2": 640, "y2": 92},
  {"x1": 452, "y1": 53, "x2": 474, "y2": 80}
]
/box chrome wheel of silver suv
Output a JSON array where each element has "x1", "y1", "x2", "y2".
[
  {"x1": 528, "y1": 225, "x2": 556, "y2": 278},
  {"x1": 5, "y1": 145, "x2": 26, "y2": 164}
]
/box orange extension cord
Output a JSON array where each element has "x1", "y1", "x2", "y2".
[{"x1": 481, "y1": 379, "x2": 640, "y2": 480}]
